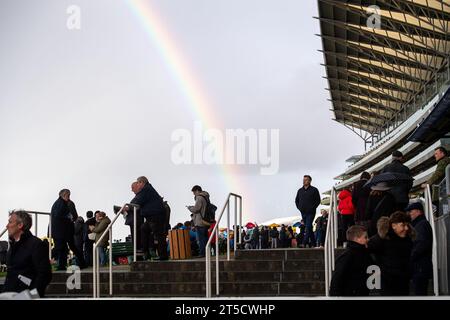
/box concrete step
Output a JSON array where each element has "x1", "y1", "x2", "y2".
[
  {"x1": 46, "y1": 280, "x2": 325, "y2": 297},
  {"x1": 131, "y1": 260, "x2": 286, "y2": 272},
  {"x1": 234, "y1": 248, "x2": 325, "y2": 261},
  {"x1": 50, "y1": 269, "x2": 324, "y2": 284}
]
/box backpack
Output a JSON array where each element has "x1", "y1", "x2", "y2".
[{"x1": 199, "y1": 195, "x2": 217, "y2": 224}]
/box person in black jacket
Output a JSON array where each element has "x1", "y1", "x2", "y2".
[
  {"x1": 124, "y1": 176, "x2": 168, "y2": 260},
  {"x1": 50, "y1": 189, "x2": 86, "y2": 270},
  {"x1": 83, "y1": 211, "x2": 96, "y2": 266},
  {"x1": 3, "y1": 211, "x2": 52, "y2": 297},
  {"x1": 73, "y1": 216, "x2": 85, "y2": 264},
  {"x1": 270, "y1": 227, "x2": 279, "y2": 248},
  {"x1": 352, "y1": 172, "x2": 371, "y2": 225},
  {"x1": 406, "y1": 202, "x2": 433, "y2": 295},
  {"x1": 381, "y1": 151, "x2": 413, "y2": 211},
  {"x1": 295, "y1": 175, "x2": 321, "y2": 248},
  {"x1": 124, "y1": 182, "x2": 144, "y2": 252},
  {"x1": 260, "y1": 226, "x2": 269, "y2": 249},
  {"x1": 330, "y1": 225, "x2": 373, "y2": 296},
  {"x1": 368, "y1": 211, "x2": 415, "y2": 296},
  {"x1": 365, "y1": 182, "x2": 397, "y2": 237}
]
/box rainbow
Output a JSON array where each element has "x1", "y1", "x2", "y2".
[{"x1": 126, "y1": 0, "x2": 255, "y2": 220}]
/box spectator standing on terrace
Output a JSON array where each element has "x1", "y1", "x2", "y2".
[
  {"x1": 368, "y1": 211, "x2": 414, "y2": 296},
  {"x1": 124, "y1": 182, "x2": 144, "y2": 253},
  {"x1": 270, "y1": 226, "x2": 279, "y2": 248},
  {"x1": 287, "y1": 226, "x2": 295, "y2": 247},
  {"x1": 188, "y1": 185, "x2": 211, "y2": 257},
  {"x1": 338, "y1": 189, "x2": 355, "y2": 247},
  {"x1": 3, "y1": 211, "x2": 52, "y2": 297},
  {"x1": 73, "y1": 216, "x2": 85, "y2": 265},
  {"x1": 295, "y1": 175, "x2": 321, "y2": 248},
  {"x1": 89, "y1": 211, "x2": 111, "y2": 266},
  {"x1": 261, "y1": 226, "x2": 269, "y2": 249},
  {"x1": 382, "y1": 151, "x2": 413, "y2": 211},
  {"x1": 126, "y1": 176, "x2": 168, "y2": 261},
  {"x1": 315, "y1": 210, "x2": 328, "y2": 247},
  {"x1": 352, "y1": 172, "x2": 371, "y2": 226},
  {"x1": 84, "y1": 211, "x2": 96, "y2": 266},
  {"x1": 251, "y1": 225, "x2": 260, "y2": 249},
  {"x1": 421, "y1": 147, "x2": 450, "y2": 207},
  {"x1": 365, "y1": 182, "x2": 396, "y2": 236},
  {"x1": 50, "y1": 189, "x2": 86, "y2": 270},
  {"x1": 406, "y1": 202, "x2": 433, "y2": 296},
  {"x1": 279, "y1": 226, "x2": 287, "y2": 248},
  {"x1": 329, "y1": 225, "x2": 373, "y2": 296}
]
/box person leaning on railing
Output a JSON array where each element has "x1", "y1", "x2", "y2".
[{"x1": 421, "y1": 146, "x2": 450, "y2": 208}]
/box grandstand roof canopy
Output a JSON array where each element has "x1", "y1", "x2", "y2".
[
  {"x1": 318, "y1": 0, "x2": 450, "y2": 142},
  {"x1": 408, "y1": 86, "x2": 450, "y2": 143}
]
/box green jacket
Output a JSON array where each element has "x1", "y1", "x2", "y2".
[
  {"x1": 427, "y1": 157, "x2": 450, "y2": 185},
  {"x1": 427, "y1": 157, "x2": 450, "y2": 202},
  {"x1": 92, "y1": 216, "x2": 111, "y2": 248}
]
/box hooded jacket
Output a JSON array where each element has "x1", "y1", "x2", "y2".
[
  {"x1": 188, "y1": 191, "x2": 211, "y2": 228},
  {"x1": 338, "y1": 190, "x2": 355, "y2": 215}
]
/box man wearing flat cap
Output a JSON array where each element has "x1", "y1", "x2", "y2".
[{"x1": 406, "y1": 202, "x2": 433, "y2": 296}]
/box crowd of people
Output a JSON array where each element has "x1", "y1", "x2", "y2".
[
  {"x1": 241, "y1": 211, "x2": 329, "y2": 250},
  {"x1": 1, "y1": 146, "x2": 448, "y2": 297},
  {"x1": 328, "y1": 147, "x2": 450, "y2": 296}
]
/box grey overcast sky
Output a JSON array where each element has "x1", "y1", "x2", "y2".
[{"x1": 0, "y1": 0, "x2": 364, "y2": 240}]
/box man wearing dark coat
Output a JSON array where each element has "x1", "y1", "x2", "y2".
[
  {"x1": 83, "y1": 211, "x2": 96, "y2": 266},
  {"x1": 295, "y1": 175, "x2": 321, "y2": 248},
  {"x1": 125, "y1": 176, "x2": 168, "y2": 260},
  {"x1": 50, "y1": 189, "x2": 86, "y2": 270},
  {"x1": 330, "y1": 225, "x2": 373, "y2": 296},
  {"x1": 352, "y1": 171, "x2": 371, "y2": 225},
  {"x1": 3, "y1": 211, "x2": 52, "y2": 297},
  {"x1": 381, "y1": 150, "x2": 413, "y2": 211},
  {"x1": 406, "y1": 202, "x2": 433, "y2": 295},
  {"x1": 124, "y1": 182, "x2": 144, "y2": 252}
]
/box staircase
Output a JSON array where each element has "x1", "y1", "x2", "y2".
[{"x1": 44, "y1": 248, "x2": 326, "y2": 297}]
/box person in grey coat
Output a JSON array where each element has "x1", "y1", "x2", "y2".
[{"x1": 188, "y1": 185, "x2": 211, "y2": 257}]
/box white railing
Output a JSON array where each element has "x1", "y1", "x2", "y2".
[
  {"x1": 0, "y1": 211, "x2": 52, "y2": 260},
  {"x1": 205, "y1": 193, "x2": 242, "y2": 298},
  {"x1": 424, "y1": 184, "x2": 440, "y2": 296},
  {"x1": 324, "y1": 188, "x2": 338, "y2": 296},
  {"x1": 93, "y1": 203, "x2": 138, "y2": 298}
]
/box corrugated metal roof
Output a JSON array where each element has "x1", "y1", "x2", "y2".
[{"x1": 318, "y1": 0, "x2": 450, "y2": 142}]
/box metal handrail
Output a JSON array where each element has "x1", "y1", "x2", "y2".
[
  {"x1": 1, "y1": 211, "x2": 52, "y2": 260},
  {"x1": 424, "y1": 184, "x2": 440, "y2": 296},
  {"x1": 205, "y1": 193, "x2": 242, "y2": 298},
  {"x1": 93, "y1": 203, "x2": 138, "y2": 298},
  {"x1": 324, "y1": 187, "x2": 337, "y2": 296}
]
